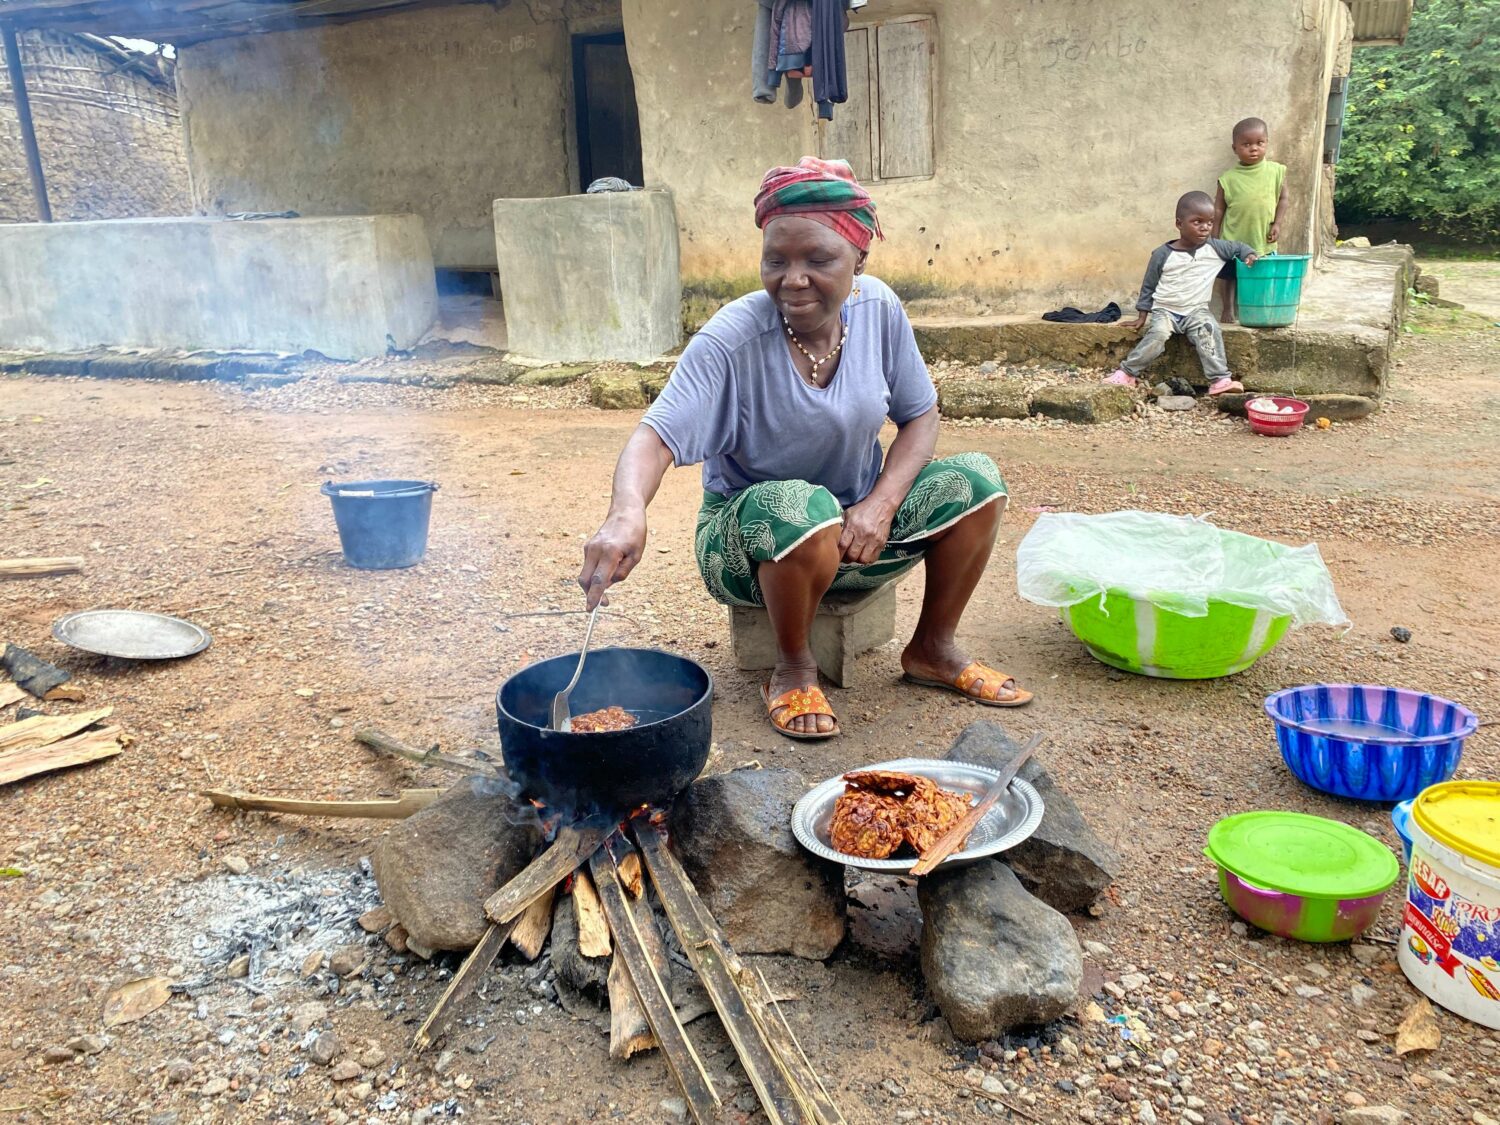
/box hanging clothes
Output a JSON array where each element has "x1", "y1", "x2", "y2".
[
  {"x1": 810, "y1": 0, "x2": 847, "y2": 121},
  {"x1": 752, "y1": 0, "x2": 776, "y2": 103}
]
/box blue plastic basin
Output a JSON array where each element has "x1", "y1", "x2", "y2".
[{"x1": 1264, "y1": 684, "x2": 1477, "y2": 802}]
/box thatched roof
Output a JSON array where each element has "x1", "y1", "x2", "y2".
[{"x1": 0, "y1": 0, "x2": 501, "y2": 45}]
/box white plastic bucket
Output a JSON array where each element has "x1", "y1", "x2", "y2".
[{"x1": 1398, "y1": 802, "x2": 1500, "y2": 1028}]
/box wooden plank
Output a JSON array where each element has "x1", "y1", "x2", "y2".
[
  {"x1": 635, "y1": 816, "x2": 845, "y2": 1125},
  {"x1": 608, "y1": 948, "x2": 657, "y2": 1059},
  {"x1": 0, "y1": 684, "x2": 27, "y2": 710},
  {"x1": 508, "y1": 884, "x2": 555, "y2": 961},
  {"x1": 412, "y1": 919, "x2": 516, "y2": 1051},
  {"x1": 571, "y1": 869, "x2": 611, "y2": 959},
  {"x1": 0, "y1": 557, "x2": 82, "y2": 580},
  {"x1": 1, "y1": 27, "x2": 52, "y2": 222},
  {"x1": 0, "y1": 725, "x2": 121, "y2": 786},
  {"x1": 589, "y1": 842, "x2": 719, "y2": 1123},
  {"x1": 483, "y1": 818, "x2": 611, "y2": 924},
  {"x1": 876, "y1": 18, "x2": 934, "y2": 180},
  {"x1": 202, "y1": 788, "x2": 441, "y2": 819},
  {"x1": 0, "y1": 707, "x2": 113, "y2": 755},
  {"x1": 632, "y1": 821, "x2": 812, "y2": 1125},
  {"x1": 618, "y1": 849, "x2": 643, "y2": 898},
  {"x1": 820, "y1": 27, "x2": 873, "y2": 181}
]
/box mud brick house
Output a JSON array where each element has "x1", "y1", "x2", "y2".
[{"x1": 0, "y1": 0, "x2": 1411, "y2": 355}]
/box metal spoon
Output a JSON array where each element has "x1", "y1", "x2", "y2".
[{"x1": 550, "y1": 603, "x2": 602, "y2": 732}]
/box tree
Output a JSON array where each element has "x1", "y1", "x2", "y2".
[{"x1": 1335, "y1": 0, "x2": 1500, "y2": 237}]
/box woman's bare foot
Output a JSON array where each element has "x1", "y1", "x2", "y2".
[
  {"x1": 767, "y1": 655, "x2": 836, "y2": 735},
  {"x1": 900, "y1": 640, "x2": 1025, "y2": 703}
]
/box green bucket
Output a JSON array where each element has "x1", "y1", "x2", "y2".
[
  {"x1": 1063, "y1": 590, "x2": 1292, "y2": 679},
  {"x1": 1235, "y1": 254, "x2": 1311, "y2": 328}
]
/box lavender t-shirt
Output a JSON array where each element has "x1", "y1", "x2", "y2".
[{"x1": 642, "y1": 275, "x2": 937, "y2": 507}]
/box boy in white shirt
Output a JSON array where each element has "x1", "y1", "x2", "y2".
[{"x1": 1104, "y1": 192, "x2": 1258, "y2": 395}]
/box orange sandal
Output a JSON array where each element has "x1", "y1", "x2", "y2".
[
  {"x1": 762, "y1": 683, "x2": 841, "y2": 741},
  {"x1": 903, "y1": 662, "x2": 1034, "y2": 708}
]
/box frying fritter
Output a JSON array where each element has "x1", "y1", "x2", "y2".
[
  {"x1": 569, "y1": 706, "x2": 638, "y2": 733},
  {"x1": 842, "y1": 769, "x2": 926, "y2": 796},
  {"x1": 902, "y1": 785, "x2": 972, "y2": 855},
  {"x1": 829, "y1": 791, "x2": 907, "y2": 859}
]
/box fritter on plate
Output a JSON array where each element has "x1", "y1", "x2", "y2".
[
  {"x1": 842, "y1": 769, "x2": 926, "y2": 796},
  {"x1": 901, "y1": 784, "x2": 972, "y2": 855},
  {"x1": 829, "y1": 790, "x2": 907, "y2": 859}
]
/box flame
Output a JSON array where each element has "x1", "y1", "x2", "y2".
[{"x1": 529, "y1": 797, "x2": 564, "y2": 841}]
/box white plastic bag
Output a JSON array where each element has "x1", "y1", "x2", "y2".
[{"x1": 1015, "y1": 511, "x2": 1349, "y2": 629}]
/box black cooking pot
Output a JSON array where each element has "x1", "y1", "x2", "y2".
[{"x1": 496, "y1": 646, "x2": 713, "y2": 814}]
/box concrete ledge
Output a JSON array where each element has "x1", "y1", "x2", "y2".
[
  {"x1": 913, "y1": 246, "x2": 1413, "y2": 401},
  {"x1": 3, "y1": 348, "x2": 297, "y2": 381},
  {"x1": 0, "y1": 216, "x2": 438, "y2": 359}
]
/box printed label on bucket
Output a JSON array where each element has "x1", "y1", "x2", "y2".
[{"x1": 1404, "y1": 856, "x2": 1500, "y2": 1005}]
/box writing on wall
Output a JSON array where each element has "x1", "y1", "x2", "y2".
[{"x1": 967, "y1": 24, "x2": 1151, "y2": 82}]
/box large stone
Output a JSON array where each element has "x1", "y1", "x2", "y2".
[
  {"x1": 370, "y1": 780, "x2": 542, "y2": 952},
  {"x1": 918, "y1": 862, "x2": 1082, "y2": 1040},
  {"x1": 669, "y1": 767, "x2": 845, "y2": 959},
  {"x1": 588, "y1": 370, "x2": 649, "y2": 410},
  {"x1": 1029, "y1": 383, "x2": 1137, "y2": 424},
  {"x1": 937, "y1": 377, "x2": 1031, "y2": 420},
  {"x1": 946, "y1": 722, "x2": 1121, "y2": 912}
]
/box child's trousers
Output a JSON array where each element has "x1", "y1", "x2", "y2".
[{"x1": 1122, "y1": 309, "x2": 1231, "y2": 379}]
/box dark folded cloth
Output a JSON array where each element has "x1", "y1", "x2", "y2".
[{"x1": 1042, "y1": 302, "x2": 1122, "y2": 324}]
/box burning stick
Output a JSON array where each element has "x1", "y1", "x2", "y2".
[
  {"x1": 412, "y1": 918, "x2": 517, "y2": 1051},
  {"x1": 571, "y1": 870, "x2": 611, "y2": 959},
  {"x1": 589, "y1": 839, "x2": 719, "y2": 1123},
  {"x1": 508, "y1": 885, "x2": 556, "y2": 961},
  {"x1": 484, "y1": 817, "x2": 613, "y2": 925},
  {"x1": 633, "y1": 817, "x2": 843, "y2": 1125}
]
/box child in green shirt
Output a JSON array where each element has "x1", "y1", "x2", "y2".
[{"x1": 1213, "y1": 117, "x2": 1289, "y2": 323}]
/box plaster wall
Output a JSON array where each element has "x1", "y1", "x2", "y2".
[
  {"x1": 175, "y1": 4, "x2": 575, "y2": 270},
  {"x1": 624, "y1": 0, "x2": 1345, "y2": 312},
  {"x1": 0, "y1": 215, "x2": 437, "y2": 357}
]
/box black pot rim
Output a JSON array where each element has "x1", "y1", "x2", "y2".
[{"x1": 496, "y1": 645, "x2": 714, "y2": 734}]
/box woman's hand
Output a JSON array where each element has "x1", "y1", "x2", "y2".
[
  {"x1": 839, "y1": 495, "x2": 896, "y2": 565},
  {"x1": 579, "y1": 507, "x2": 647, "y2": 609}
]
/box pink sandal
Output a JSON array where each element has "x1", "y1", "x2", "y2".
[
  {"x1": 1103, "y1": 369, "x2": 1138, "y2": 387},
  {"x1": 1208, "y1": 377, "x2": 1244, "y2": 395}
]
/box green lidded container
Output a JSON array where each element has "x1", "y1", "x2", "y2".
[
  {"x1": 1236, "y1": 253, "x2": 1311, "y2": 328},
  {"x1": 1064, "y1": 591, "x2": 1291, "y2": 679}
]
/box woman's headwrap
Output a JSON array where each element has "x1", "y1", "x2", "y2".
[{"x1": 754, "y1": 157, "x2": 884, "y2": 252}]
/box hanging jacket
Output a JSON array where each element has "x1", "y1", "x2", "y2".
[{"x1": 810, "y1": 0, "x2": 847, "y2": 120}]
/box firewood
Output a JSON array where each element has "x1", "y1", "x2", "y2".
[
  {"x1": 571, "y1": 870, "x2": 611, "y2": 958},
  {"x1": 43, "y1": 684, "x2": 86, "y2": 702},
  {"x1": 0, "y1": 725, "x2": 123, "y2": 786},
  {"x1": 202, "y1": 788, "x2": 441, "y2": 819},
  {"x1": 508, "y1": 884, "x2": 555, "y2": 961},
  {"x1": 483, "y1": 817, "x2": 612, "y2": 924},
  {"x1": 0, "y1": 706, "x2": 113, "y2": 755},
  {"x1": 412, "y1": 919, "x2": 517, "y2": 1051},
  {"x1": 353, "y1": 727, "x2": 499, "y2": 778},
  {"x1": 618, "y1": 849, "x2": 644, "y2": 897},
  {"x1": 608, "y1": 950, "x2": 657, "y2": 1059},
  {"x1": 0, "y1": 556, "x2": 83, "y2": 580},
  {"x1": 630, "y1": 820, "x2": 818, "y2": 1125},
  {"x1": 0, "y1": 683, "x2": 25, "y2": 710},
  {"x1": 909, "y1": 734, "x2": 1043, "y2": 876},
  {"x1": 589, "y1": 841, "x2": 719, "y2": 1123}
]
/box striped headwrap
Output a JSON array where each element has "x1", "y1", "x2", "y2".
[{"x1": 753, "y1": 156, "x2": 884, "y2": 252}]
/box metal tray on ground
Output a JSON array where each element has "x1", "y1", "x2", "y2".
[
  {"x1": 791, "y1": 757, "x2": 1044, "y2": 873},
  {"x1": 52, "y1": 610, "x2": 212, "y2": 660}
]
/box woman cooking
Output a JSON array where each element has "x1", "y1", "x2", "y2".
[{"x1": 578, "y1": 157, "x2": 1032, "y2": 740}]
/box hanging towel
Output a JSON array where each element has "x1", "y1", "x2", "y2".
[
  {"x1": 752, "y1": 0, "x2": 776, "y2": 103},
  {"x1": 811, "y1": 0, "x2": 847, "y2": 121},
  {"x1": 1041, "y1": 302, "x2": 1123, "y2": 324}
]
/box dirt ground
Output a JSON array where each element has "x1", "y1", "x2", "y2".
[{"x1": 2, "y1": 304, "x2": 1498, "y2": 1125}]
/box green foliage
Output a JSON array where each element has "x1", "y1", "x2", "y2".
[{"x1": 1336, "y1": 0, "x2": 1500, "y2": 237}]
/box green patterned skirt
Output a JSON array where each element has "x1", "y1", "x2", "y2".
[{"x1": 694, "y1": 453, "x2": 1007, "y2": 608}]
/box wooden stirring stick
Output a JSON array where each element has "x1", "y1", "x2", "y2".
[{"x1": 909, "y1": 733, "x2": 1045, "y2": 876}]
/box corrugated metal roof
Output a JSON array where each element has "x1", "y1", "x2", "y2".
[
  {"x1": 0, "y1": 0, "x2": 495, "y2": 45},
  {"x1": 1350, "y1": 0, "x2": 1413, "y2": 45}
]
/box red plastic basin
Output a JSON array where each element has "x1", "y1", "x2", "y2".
[{"x1": 1246, "y1": 396, "x2": 1309, "y2": 436}]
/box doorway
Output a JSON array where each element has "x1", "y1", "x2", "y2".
[{"x1": 572, "y1": 31, "x2": 644, "y2": 188}]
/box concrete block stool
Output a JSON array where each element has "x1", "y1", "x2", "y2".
[{"x1": 728, "y1": 581, "x2": 901, "y2": 688}]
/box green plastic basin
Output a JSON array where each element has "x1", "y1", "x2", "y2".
[{"x1": 1063, "y1": 590, "x2": 1292, "y2": 679}]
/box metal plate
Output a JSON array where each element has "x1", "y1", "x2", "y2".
[
  {"x1": 52, "y1": 610, "x2": 212, "y2": 660},
  {"x1": 791, "y1": 758, "x2": 1045, "y2": 873}
]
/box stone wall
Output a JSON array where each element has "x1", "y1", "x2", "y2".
[
  {"x1": 623, "y1": 0, "x2": 1349, "y2": 313},
  {"x1": 176, "y1": 2, "x2": 612, "y2": 270},
  {"x1": 0, "y1": 31, "x2": 190, "y2": 225}
]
